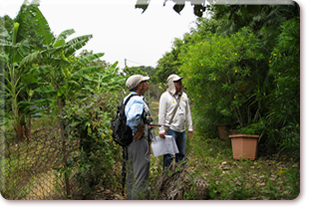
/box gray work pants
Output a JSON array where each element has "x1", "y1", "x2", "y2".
[{"x1": 126, "y1": 137, "x2": 150, "y2": 200}]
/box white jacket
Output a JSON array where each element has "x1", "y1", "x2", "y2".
[{"x1": 158, "y1": 91, "x2": 193, "y2": 133}]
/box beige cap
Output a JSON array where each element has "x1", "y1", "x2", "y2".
[
  {"x1": 167, "y1": 74, "x2": 183, "y2": 82},
  {"x1": 126, "y1": 74, "x2": 150, "y2": 91}
]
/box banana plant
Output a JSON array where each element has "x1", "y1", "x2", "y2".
[{"x1": 0, "y1": 21, "x2": 33, "y2": 140}]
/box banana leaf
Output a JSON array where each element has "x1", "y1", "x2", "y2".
[
  {"x1": 19, "y1": 51, "x2": 41, "y2": 66},
  {"x1": 53, "y1": 39, "x2": 66, "y2": 48},
  {"x1": 31, "y1": 7, "x2": 53, "y2": 48},
  {"x1": 0, "y1": 26, "x2": 9, "y2": 38},
  {"x1": 17, "y1": 101, "x2": 35, "y2": 109},
  {"x1": 106, "y1": 61, "x2": 119, "y2": 74},
  {"x1": 57, "y1": 83, "x2": 68, "y2": 97},
  {"x1": 64, "y1": 35, "x2": 93, "y2": 57},
  {"x1": 71, "y1": 66, "x2": 103, "y2": 79},
  {"x1": 73, "y1": 53, "x2": 105, "y2": 67},
  {"x1": 53, "y1": 29, "x2": 75, "y2": 47}
]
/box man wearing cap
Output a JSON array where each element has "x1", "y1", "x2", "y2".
[
  {"x1": 158, "y1": 74, "x2": 193, "y2": 170},
  {"x1": 124, "y1": 74, "x2": 155, "y2": 199}
]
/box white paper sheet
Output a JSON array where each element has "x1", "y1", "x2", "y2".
[{"x1": 151, "y1": 135, "x2": 179, "y2": 157}]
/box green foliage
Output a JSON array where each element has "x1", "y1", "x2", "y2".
[
  {"x1": 236, "y1": 120, "x2": 266, "y2": 135},
  {"x1": 77, "y1": 49, "x2": 111, "y2": 69},
  {"x1": 213, "y1": 4, "x2": 299, "y2": 36},
  {"x1": 61, "y1": 92, "x2": 120, "y2": 192},
  {"x1": 153, "y1": 42, "x2": 181, "y2": 84},
  {"x1": 159, "y1": 4, "x2": 300, "y2": 156},
  {"x1": 179, "y1": 27, "x2": 265, "y2": 134},
  {"x1": 185, "y1": 135, "x2": 300, "y2": 200},
  {"x1": 121, "y1": 66, "x2": 146, "y2": 76},
  {"x1": 265, "y1": 17, "x2": 300, "y2": 157}
]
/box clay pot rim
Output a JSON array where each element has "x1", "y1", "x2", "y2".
[{"x1": 229, "y1": 134, "x2": 260, "y2": 138}]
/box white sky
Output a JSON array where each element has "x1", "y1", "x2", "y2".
[{"x1": 0, "y1": 0, "x2": 200, "y2": 69}]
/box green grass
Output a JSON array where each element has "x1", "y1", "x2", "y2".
[{"x1": 149, "y1": 134, "x2": 300, "y2": 200}]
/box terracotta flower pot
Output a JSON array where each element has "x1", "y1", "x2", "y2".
[
  {"x1": 229, "y1": 134, "x2": 259, "y2": 160},
  {"x1": 216, "y1": 124, "x2": 229, "y2": 140}
]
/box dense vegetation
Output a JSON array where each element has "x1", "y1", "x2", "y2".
[
  {"x1": 155, "y1": 3, "x2": 300, "y2": 158},
  {"x1": 1, "y1": 0, "x2": 299, "y2": 200}
]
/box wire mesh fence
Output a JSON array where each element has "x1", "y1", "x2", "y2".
[
  {"x1": 0, "y1": 84, "x2": 164, "y2": 200},
  {"x1": 0, "y1": 122, "x2": 82, "y2": 200}
]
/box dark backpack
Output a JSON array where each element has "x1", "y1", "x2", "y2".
[
  {"x1": 110, "y1": 94, "x2": 138, "y2": 196},
  {"x1": 111, "y1": 94, "x2": 138, "y2": 147}
]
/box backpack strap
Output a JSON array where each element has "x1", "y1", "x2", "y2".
[
  {"x1": 168, "y1": 93, "x2": 181, "y2": 125},
  {"x1": 124, "y1": 93, "x2": 139, "y2": 106}
]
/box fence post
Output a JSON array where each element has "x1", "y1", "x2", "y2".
[{"x1": 58, "y1": 98, "x2": 70, "y2": 198}]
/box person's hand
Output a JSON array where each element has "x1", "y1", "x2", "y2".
[
  {"x1": 148, "y1": 124, "x2": 155, "y2": 129},
  {"x1": 133, "y1": 124, "x2": 144, "y2": 141},
  {"x1": 189, "y1": 130, "x2": 193, "y2": 137},
  {"x1": 159, "y1": 132, "x2": 166, "y2": 139}
]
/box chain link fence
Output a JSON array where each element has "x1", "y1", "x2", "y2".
[
  {"x1": 0, "y1": 84, "x2": 164, "y2": 200},
  {"x1": 0, "y1": 121, "x2": 83, "y2": 200}
]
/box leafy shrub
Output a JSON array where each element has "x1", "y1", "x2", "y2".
[
  {"x1": 266, "y1": 17, "x2": 300, "y2": 156},
  {"x1": 61, "y1": 92, "x2": 121, "y2": 196},
  {"x1": 179, "y1": 27, "x2": 266, "y2": 134}
]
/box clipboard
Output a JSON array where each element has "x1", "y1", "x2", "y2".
[{"x1": 151, "y1": 135, "x2": 179, "y2": 157}]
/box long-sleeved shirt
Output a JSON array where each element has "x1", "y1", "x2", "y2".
[
  {"x1": 123, "y1": 92, "x2": 156, "y2": 143},
  {"x1": 124, "y1": 92, "x2": 144, "y2": 136},
  {"x1": 158, "y1": 91, "x2": 193, "y2": 134}
]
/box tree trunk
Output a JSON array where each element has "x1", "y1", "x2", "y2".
[{"x1": 15, "y1": 124, "x2": 23, "y2": 141}]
